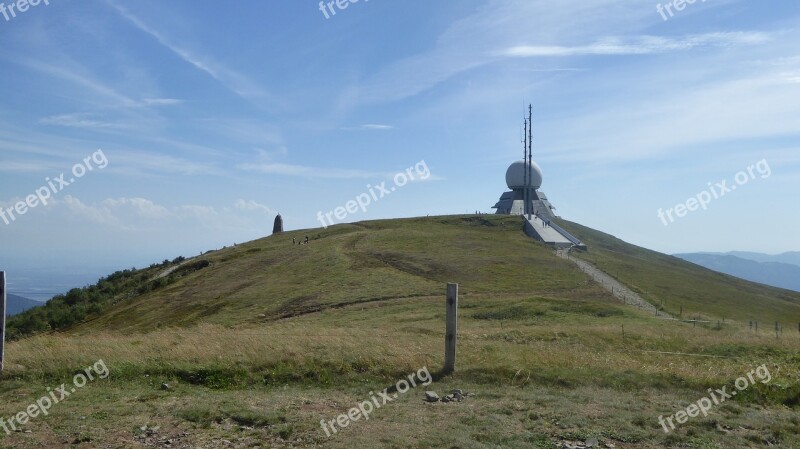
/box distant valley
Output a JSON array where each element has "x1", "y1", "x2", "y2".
[
  {"x1": 5, "y1": 293, "x2": 43, "y2": 316},
  {"x1": 674, "y1": 252, "x2": 800, "y2": 292}
]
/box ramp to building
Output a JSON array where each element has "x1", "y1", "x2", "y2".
[{"x1": 523, "y1": 216, "x2": 586, "y2": 250}]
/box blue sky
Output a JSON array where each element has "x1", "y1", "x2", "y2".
[{"x1": 1, "y1": 0, "x2": 799, "y2": 296}]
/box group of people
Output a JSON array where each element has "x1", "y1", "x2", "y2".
[
  {"x1": 533, "y1": 211, "x2": 551, "y2": 228},
  {"x1": 292, "y1": 235, "x2": 310, "y2": 246}
]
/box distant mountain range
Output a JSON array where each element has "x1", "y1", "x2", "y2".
[
  {"x1": 674, "y1": 252, "x2": 800, "y2": 292},
  {"x1": 5, "y1": 293, "x2": 44, "y2": 316}
]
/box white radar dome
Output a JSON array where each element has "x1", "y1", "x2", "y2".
[{"x1": 505, "y1": 160, "x2": 543, "y2": 189}]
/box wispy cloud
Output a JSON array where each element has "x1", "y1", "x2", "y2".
[
  {"x1": 352, "y1": 0, "x2": 652, "y2": 104},
  {"x1": 501, "y1": 32, "x2": 771, "y2": 57},
  {"x1": 40, "y1": 113, "x2": 131, "y2": 130},
  {"x1": 56, "y1": 196, "x2": 271, "y2": 231},
  {"x1": 543, "y1": 67, "x2": 800, "y2": 163},
  {"x1": 340, "y1": 124, "x2": 395, "y2": 131},
  {"x1": 234, "y1": 199, "x2": 274, "y2": 214},
  {"x1": 238, "y1": 162, "x2": 382, "y2": 179},
  {"x1": 351, "y1": 0, "x2": 769, "y2": 105},
  {"x1": 359, "y1": 124, "x2": 394, "y2": 130},
  {"x1": 109, "y1": 150, "x2": 221, "y2": 176},
  {"x1": 0, "y1": 161, "x2": 58, "y2": 173},
  {"x1": 143, "y1": 98, "x2": 183, "y2": 106},
  {"x1": 18, "y1": 58, "x2": 139, "y2": 108},
  {"x1": 107, "y1": 1, "x2": 270, "y2": 105}
]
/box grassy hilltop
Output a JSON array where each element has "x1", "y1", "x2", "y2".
[{"x1": 2, "y1": 215, "x2": 799, "y2": 448}]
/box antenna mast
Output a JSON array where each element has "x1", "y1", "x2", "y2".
[
  {"x1": 527, "y1": 104, "x2": 533, "y2": 219},
  {"x1": 523, "y1": 116, "x2": 528, "y2": 217}
]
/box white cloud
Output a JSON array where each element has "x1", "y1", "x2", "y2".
[
  {"x1": 33, "y1": 196, "x2": 279, "y2": 232},
  {"x1": 238, "y1": 162, "x2": 382, "y2": 179},
  {"x1": 100, "y1": 198, "x2": 171, "y2": 220},
  {"x1": 62, "y1": 195, "x2": 119, "y2": 225},
  {"x1": 40, "y1": 113, "x2": 130, "y2": 130},
  {"x1": 107, "y1": 1, "x2": 272, "y2": 105},
  {"x1": 352, "y1": 0, "x2": 654, "y2": 104},
  {"x1": 18, "y1": 58, "x2": 139, "y2": 108},
  {"x1": 108, "y1": 150, "x2": 220, "y2": 176},
  {"x1": 543, "y1": 65, "x2": 800, "y2": 163},
  {"x1": 362, "y1": 124, "x2": 394, "y2": 130},
  {"x1": 234, "y1": 199, "x2": 274, "y2": 214},
  {"x1": 0, "y1": 161, "x2": 57, "y2": 173},
  {"x1": 501, "y1": 32, "x2": 770, "y2": 57},
  {"x1": 340, "y1": 124, "x2": 395, "y2": 131},
  {"x1": 143, "y1": 98, "x2": 183, "y2": 106},
  {"x1": 177, "y1": 205, "x2": 219, "y2": 219}
]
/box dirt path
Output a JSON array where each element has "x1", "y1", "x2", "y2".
[{"x1": 556, "y1": 249, "x2": 671, "y2": 318}]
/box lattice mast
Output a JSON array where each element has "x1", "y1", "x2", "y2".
[{"x1": 527, "y1": 104, "x2": 533, "y2": 219}]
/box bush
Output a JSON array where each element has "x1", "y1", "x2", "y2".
[{"x1": 5, "y1": 261, "x2": 184, "y2": 340}]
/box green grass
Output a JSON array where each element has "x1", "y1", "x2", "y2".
[
  {"x1": 3, "y1": 301, "x2": 799, "y2": 448},
  {"x1": 68, "y1": 215, "x2": 593, "y2": 333},
  {"x1": 53, "y1": 214, "x2": 800, "y2": 334},
  {"x1": 559, "y1": 219, "x2": 800, "y2": 323}
]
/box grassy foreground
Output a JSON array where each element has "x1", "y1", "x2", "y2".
[{"x1": 2, "y1": 215, "x2": 799, "y2": 448}]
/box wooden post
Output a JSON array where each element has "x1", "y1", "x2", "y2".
[
  {"x1": 444, "y1": 283, "x2": 458, "y2": 374},
  {"x1": 1, "y1": 271, "x2": 6, "y2": 374}
]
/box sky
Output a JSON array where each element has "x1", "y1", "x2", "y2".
[{"x1": 1, "y1": 0, "x2": 799, "y2": 299}]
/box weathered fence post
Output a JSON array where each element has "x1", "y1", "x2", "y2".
[
  {"x1": 1, "y1": 271, "x2": 6, "y2": 374},
  {"x1": 444, "y1": 283, "x2": 458, "y2": 375}
]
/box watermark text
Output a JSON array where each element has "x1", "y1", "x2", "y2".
[
  {"x1": 1, "y1": 359, "x2": 109, "y2": 435},
  {"x1": 657, "y1": 159, "x2": 770, "y2": 226},
  {"x1": 0, "y1": 149, "x2": 109, "y2": 226}
]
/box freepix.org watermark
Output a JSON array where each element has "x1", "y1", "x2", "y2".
[
  {"x1": 1, "y1": 0, "x2": 51, "y2": 23},
  {"x1": 0, "y1": 149, "x2": 109, "y2": 226},
  {"x1": 1, "y1": 359, "x2": 109, "y2": 435},
  {"x1": 657, "y1": 159, "x2": 770, "y2": 227},
  {"x1": 318, "y1": 0, "x2": 369, "y2": 20},
  {"x1": 320, "y1": 366, "x2": 432, "y2": 437},
  {"x1": 658, "y1": 364, "x2": 771, "y2": 433},
  {"x1": 657, "y1": 0, "x2": 707, "y2": 21},
  {"x1": 316, "y1": 160, "x2": 431, "y2": 228}
]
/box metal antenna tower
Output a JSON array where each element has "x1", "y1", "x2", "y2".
[
  {"x1": 523, "y1": 116, "x2": 528, "y2": 217},
  {"x1": 527, "y1": 104, "x2": 533, "y2": 219}
]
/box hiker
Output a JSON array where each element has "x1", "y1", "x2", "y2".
[
  {"x1": 305, "y1": 235, "x2": 309, "y2": 244},
  {"x1": 292, "y1": 238, "x2": 296, "y2": 245}
]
